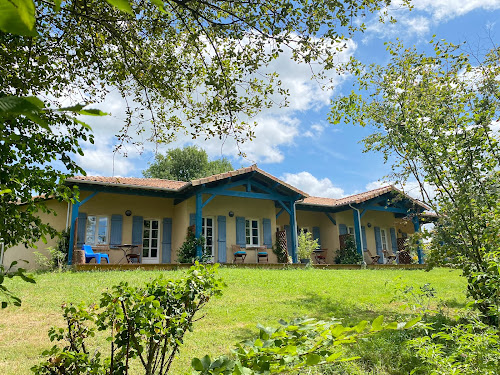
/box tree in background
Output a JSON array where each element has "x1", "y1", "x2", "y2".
[
  {"x1": 331, "y1": 40, "x2": 500, "y2": 324},
  {"x1": 143, "y1": 146, "x2": 233, "y2": 181}
]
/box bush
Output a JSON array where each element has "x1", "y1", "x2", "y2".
[
  {"x1": 272, "y1": 242, "x2": 288, "y2": 263},
  {"x1": 297, "y1": 230, "x2": 319, "y2": 261},
  {"x1": 334, "y1": 235, "x2": 363, "y2": 264},
  {"x1": 32, "y1": 263, "x2": 224, "y2": 375},
  {"x1": 177, "y1": 226, "x2": 206, "y2": 263}
]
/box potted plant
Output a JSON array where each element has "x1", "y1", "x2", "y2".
[{"x1": 297, "y1": 230, "x2": 319, "y2": 264}]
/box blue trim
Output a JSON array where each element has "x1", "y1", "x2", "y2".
[
  {"x1": 195, "y1": 193, "x2": 203, "y2": 259},
  {"x1": 289, "y1": 203, "x2": 298, "y2": 263},
  {"x1": 374, "y1": 227, "x2": 384, "y2": 263},
  {"x1": 217, "y1": 216, "x2": 227, "y2": 263},
  {"x1": 236, "y1": 217, "x2": 246, "y2": 246},
  {"x1": 263, "y1": 218, "x2": 272, "y2": 248},
  {"x1": 78, "y1": 185, "x2": 178, "y2": 199},
  {"x1": 352, "y1": 209, "x2": 363, "y2": 255},
  {"x1": 360, "y1": 209, "x2": 367, "y2": 218},
  {"x1": 413, "y1": 216, "x2": 424, "y2": 264},
  {"x1": 277, "y1": 200, "x2": 292, "y2": 214},
  {"x1": 80, "y1": 191, "x2": 99, "y2": 206},
  {"x1": 361, "y1": 226, "x2": 367, "y2": 251},
  {"x1": 276, "y1": 208, "x2": 285, "y2": 219},
  {"x1": 324, "y1": 212, "x2": 336, "y2": 225},
  {"x1": 131, "y1": 216, "x2": 143, "y2": 245},
  {"x1": 359, "y1": 205, "x2": 410, "y2": 214},
  {"x1": 110, "y1": 214, "x2": 123, "y2": 247},
  {"x1": 246, "y1": 180, "x2": 251, "y2": 192},
  {"x1": 202, "y1": 186, "x2": 292, "y2": 201},
  {"x1": 202, "y1": 194, "x2": 215, "y2": 208},
  {"x1": 339, "y1": 224, "x2": 347, "y2": 235}
]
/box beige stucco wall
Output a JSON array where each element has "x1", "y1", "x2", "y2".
[
  {"x1": 3, "y1": 199, "x2": 68, "y2": 270},
  {"x1": 77, "y1": 191, "x2": 176, "y2": 263},
  {"x1": 182, "y1": 194, "x2": 278, "y2": 263}
]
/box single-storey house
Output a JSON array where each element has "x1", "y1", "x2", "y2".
[{"x1": 4, "y1": 165, "x2": 431, "y2": 268}]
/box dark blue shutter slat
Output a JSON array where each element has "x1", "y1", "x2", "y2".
[
  {"x1": 312, "y1": 226, "x2": 321, "y2": 248},
  {"x1": 189, "y1": 214, "x2": 196, "y2": 227},
  {"x1": 284, "y1": 224, "x2": 291, "y2": 255},
  {"x1": 339, "y1": 224, "x2": 347, "y2": 235},
  {"x1": 76, "y1": 212, "x2": 87, "y2": 248},
  {"x1": 263, "y1": 218, "x2": 272, "y2": 248},
  {"x1": 217, "y1": 216, "x2": 227, "y2": 263},
  {"x1": 374, "y1": 227, "x2": 383, "y2": 263},
  {"x1": 110, "y1": 214, "x2": 123, "y2": 247},
  {"x1": 132, "y1": 216, "x2": 143, "y2": 245},
  {"x1": 162, "y1": 218, "x2": 172, "y2": 263},
  {"x1": 390, "y1": 228, "x2": 398, "y2": 252},
  {"x1": 361, "y1": 226, "x2": 367, "y2": 252},
  {"x1": 236, "y1": 217, "x2": 246, "y2": 247}
]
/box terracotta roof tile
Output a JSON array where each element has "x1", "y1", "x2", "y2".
[{"x1": 67, "y1": 176, "x2": 188, "y2": 191}]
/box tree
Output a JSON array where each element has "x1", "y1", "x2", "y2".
[
  {"x1": 1, "y1": 0, "x2": 407, "y2": 250},
  {"x1": 143, "y1": 146, "x2": 233, "y2": 181},
  {"x1": 331, "y1": 40, "x2": 500, "y2": 324}
]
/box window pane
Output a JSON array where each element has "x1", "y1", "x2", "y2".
[
  {"x1": 246, "y1": 237, "x2": 250, "y2": 244},
  {"x1": 85, "y1": 216, "x2": 96, "y2": 245},
  {"x1": 143, "y1": 239, "x2": 149, "y2": 248},
  {"x1": 144, "y1": 220, "x2": 150, "y2": 228},
  {"x1": 143, "y1": 247, "x2": 148, "y2": 257},
  {"x1": 97, "y1": 217, "x2": 108, "y2": 244},
  {"x1": 151, "y1": 248, "x2": 157, "y2": 258},
  {"x1": 252, "y1": 235, "x2": 258, "y2": 244},
  {"x1": 152, "y1": 230, "x2": 158, "y2": 239},
  {"x1": 207, "y1": 218, "x2": 212, "y2": 226},
  {"x1": 143, "y1": 229, "x2": 150, "y2": 239},
  {"x1": 252, "y1": 220, "x2": 258, "y2": 229},
  {"x1": 151, "y1": 239, "x2": 157, "y2": 248},
  {"x1": 152, "y1": 220, "x2": 158, "y2": 229},
  {"x1": 207, "y1": 228, "x2": 212, "y2": 237}
]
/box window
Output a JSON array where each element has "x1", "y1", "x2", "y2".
[
  {"x1": 202, "y1": 217, "x2": 214, "y2": 259},
  {"x1": 245, "y1": 219, "x2": 260, "y2": 246},
  {"x1": 85, "y1": 215, "x2": 109, "y2": 245},
  {"x1": 142, "y1": 219, "x2": 159, "y2": 260},
  {"x1": 298, "y1": 227, "x2": 310, "y2": 235},
  {"x1": 380, "y1": 228, "x2": 388, "y2": 251},
  {"x1": 347, "y1": 226, "x2": 356, "y2": 244}
]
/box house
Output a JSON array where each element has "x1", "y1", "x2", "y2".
[{"x1": 4, "y1": 165, "x2": 431, "y2": 268}]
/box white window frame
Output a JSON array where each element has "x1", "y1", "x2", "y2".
[
  {"x1": 245, "y1": 219, "x2": 260, "y2": 246},
  {"x1": 142, "y1": 218, "x2": 160, "y2": 262},
  {"x1": 347, "y1": 226, "x2": 357, "y2": 245},
  {"x1": 380, "y1": 228, "x2": 389, "y2": 251},
  {"x1": 202, "y1": 216, "x2": 215, "y2": 260},
  {"x1": 85, "y1": 215, "x2": 109, "y2": 245}
]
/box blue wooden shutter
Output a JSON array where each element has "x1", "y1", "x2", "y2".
[
  {"x1": 390, "y1": 227, "x2": 398, "y2": 263},
  {"x1": 217, "y1": 216, "x2": 227, "y2": 263},
  {"x1": 132, "y1": 216, "x2": 143, "y2": 245},
  {"x1": 236, "y1": 217, "x2": 246, "y2": 247},
  {"x1": 361, "y1": 226, "x2": 367, "y2": 252},
  {"x1": 284, "y1": 224, "x2": 292, "y2": 255},
  {"x1": 161, "y1": 218, "x2": 172, "y2": 263},
  {"x1": 76, "y1": 212, "x2": 87, "y2": 248},
  {"x1": 263, "y1": 218, "x2": 272, "y2": 248},
  {"x1": 339, "y1": 224, "x2": 347, "y2": 235},
  {"x1": 374, "y1": 227, "x2": 383, "y2": 263},
  {"x1": 110, "y1": 214, "x2": 123, "y2": 247},
  {"x1": 312, "y1": 226, "x2": 321, "y2": 249},
  {"x1": 189, "y1": 213, "x2": 195, "y2": 227}
]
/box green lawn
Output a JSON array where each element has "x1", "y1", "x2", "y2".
[{"x1": 0, "y1": 267, "x2": 466, "y2": 374}]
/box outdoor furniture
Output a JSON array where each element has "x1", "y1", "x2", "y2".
[
  {"x1": 383, "y1": 249, "x2": 397, "y2": 264},
  {"x1": 257, "y1": 246, "x2": 268, "y2": 263},
  {"x1": 366, "y1": 249, "x2": 381, "y2": 264},
  {"x1": 116, "y1": 244, "x2": 141, "y2": 264},
  {"x1": 232, "y1": 245, "x2": 247, "y2": 263},
  {"x1": 313, "y1": 249, "x2": 327, "y2": 264},
  {"x1": 82, "y1": 244, "x2": 110, "y2": 264}
]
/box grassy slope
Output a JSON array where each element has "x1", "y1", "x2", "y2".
[{"x1": 0, "y1": 267, "x2": 466, "y2": 374}]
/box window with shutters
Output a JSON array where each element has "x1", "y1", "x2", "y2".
[
  {"x1": 202, "y1": 217, "x2": 215, "y2": 259},
  {"x1": 85, "y1": 216, "x2": 109, "y2": 245},
  {"x1": 347, "y1": 226, "x2": 356, "y2": 245},
  {"x1": 245, "y1": 219, "x2": 260, "y2": 246}
]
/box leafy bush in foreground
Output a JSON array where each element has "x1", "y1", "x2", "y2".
[{"x1": 32, "y1": 263, "x2": 224, "y2": 375}]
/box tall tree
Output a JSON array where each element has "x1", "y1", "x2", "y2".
[
  {"x1": 143, "y1": 146, "x2": 233, "y2": 181},
  {"x1": 331, "y1": 40, "x2": 500, "y2": 324},
  {"x1": 1, "y1": 0, "x2": 406, "y2": 250}
]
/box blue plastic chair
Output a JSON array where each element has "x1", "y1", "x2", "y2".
[{"x1": 82, "y1": 244, "x2": 110, "y2": 264}]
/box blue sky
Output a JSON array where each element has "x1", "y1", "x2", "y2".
[{"x1": 75, "y1": 1, "x2": 500, "y2": 200}]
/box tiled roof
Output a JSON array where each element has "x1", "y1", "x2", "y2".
[
  {"x1": 190, "y1": 165, "x2": 309, "y2": 197},
  {"x1": 67, "y1": 176, "x2": 188, "y2": 191},
  {"x1": 300, "y1": 185, "x2": 430, "y2": 210}
]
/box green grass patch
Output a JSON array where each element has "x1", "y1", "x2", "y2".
[{"x1": 0, "y1": 267, "x2": 466, "y2": 374}]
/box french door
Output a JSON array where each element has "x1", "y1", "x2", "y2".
[
  {"x1": 142, "y1": 219, "x2": 160, "y2": 263},
  {"x1": 202, "y1": 217, "x2": 214, "y2": 262}
]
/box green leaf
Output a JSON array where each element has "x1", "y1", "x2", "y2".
[
  {"x1": 326, "y1": 352, "x2": 342, "y2": 362},
  {"x1": 305, "y1": 353, "x2": 321, "y2": 366},
  {"x1": 191, "y1": 357, "x2": 204, "y2": 371},
  {"x1": 0, "y1": 0, "x2": 38, "y2": 36},
  {"x1": 77, "y1": 108, "x2": 108, "y2": 116},
  {"x1": 404, "y1": 316, "x2": 421, "y2": 329},
  {"x1": 371, "y1": 315, "x2": 384, "y2": 331},
  {"x1": 105, "y1": 0, "x2": 133, "y2": 14}
]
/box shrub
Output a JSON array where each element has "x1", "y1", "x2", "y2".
[
  {"x1": 32, "y1": 263, "x2": 224, "y2": 375},
  {"x1": 334, "y1": 235, "x2": 363, "y2": 264},
  {"x1": 297, "y1": 230, "x2": 319, "y2": 261},
  {"x1": 177, "y1": 226, "x2": 206, "y2": 263},
  {"x1": 272, "y1": 242, "x2": 288, "y2": 263}
]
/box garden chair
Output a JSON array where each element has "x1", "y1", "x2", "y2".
[
  {"x1": 383, "y1": 249, "x2": 397, "y2": 264},
  {"x1": 82, "y1": 244, "x2": 110, "y2": 264},
  {"x1": 257, "y1": 246, "x2": 268, "y2": 263},
  {"x1": 232, "y1": 245, "x2": 247, "y2": 263},
  {"x1": 366, "y1": 249, "x2": 381, "y2": 264}
]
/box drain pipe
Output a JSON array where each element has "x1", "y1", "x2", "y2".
[
  {"x1": 349, "y1": 204, "x2": 366, "y2": 266},
  {"x1": 65, "y1": 202, "x2": 70, "y2": 231}
]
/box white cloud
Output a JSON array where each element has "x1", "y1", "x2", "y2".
[
  {"x1": 365, "y1": 179, "x2": 436, "y2": 202},
  {"x1": 409, "y1": 0, "x2": 500, "y2": 21},
  {"x1": 281, "y1": 171, "x2": 345, "y2": 198}
]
